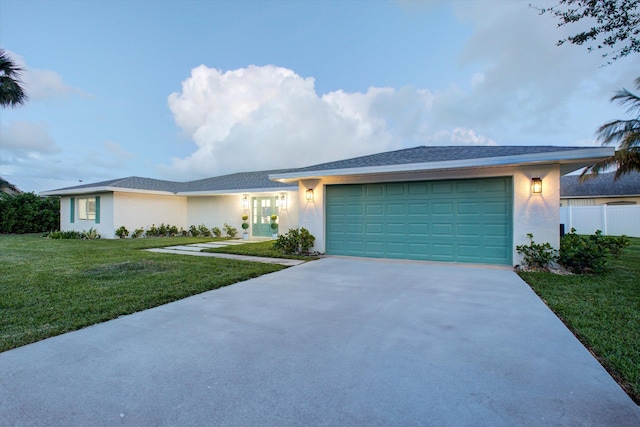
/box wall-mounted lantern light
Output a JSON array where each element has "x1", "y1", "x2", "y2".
[
  {"x1": 275, "y1": 193, "x2": 287, "y2": 209},
  {"x1": 241, "y1": 194, "x2": 249, "y2": 209},
  {"x1": 531, "y1": 177, "x2": 542, "y2": 194},
  {"x1": 305, "y1": 188, "x2": 314, "y2": 201}
]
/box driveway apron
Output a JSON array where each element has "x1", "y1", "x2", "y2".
[{"x1": 0, "y1": 257, "x2": 638, "y2": 426}]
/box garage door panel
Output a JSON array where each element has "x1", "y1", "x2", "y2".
[
  {"x1": 432, "y1": 182, "x2": 454, "y2": 194},
  {"x1": 408, "y1": 183, "x2": 428, "y2": 194},
  {"x1": 409, "y1": 203, "x2": 428, "y2": 214},
  {"x1": 366, "y1": 223, "x2": 384, "y2": 234},
  {"x1": 386, "y1": 184, "x2": 405, "y2": 196},
  {"x1": 366, "y1": 204, "x2": 384, "y2": 215},
  {"x1": 432, "y1": 203, "x2": 453, "y2": 215},
  {"x1": 387, "y1": 204, "x2": 406, "y2": 215},
  {"x1": 326, "y1": 177, "x2": 512, "y2": 265},
  {"x1": 408, "y1": 223, "x2": 428, "y2": 235},
  {"x1": 485, "y1": 224, "x2": 509, "y2": 237},
  {"x1": 457, "y1": 181, "x2": 479, "y2": 193},
  {"x1": 457, "y1": 224, "x2": 481, "y2": 237},
  {"x1": 366, "y1": 185, "x2": 384, "y2": 196},
  {"x1": 387, "y1": 223, "x2": 406, "y2": 235},
  {"x1": 432, "y1": 223, "x2": 454, "y2": 236}
]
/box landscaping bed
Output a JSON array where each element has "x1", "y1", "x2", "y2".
[{"x1": 202, "y1": 240, "x2": 321, "y2": 260}]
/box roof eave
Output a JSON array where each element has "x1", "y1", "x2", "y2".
[
  {"x1": 40, "y1": 186, "x2": 178, "y2": 196},
  {"x1": 178, "y1": 186, "x2": 299, "y2": 196},
  {"x1": 269, "y1": 148, "x2": 615, "y2": 182}
]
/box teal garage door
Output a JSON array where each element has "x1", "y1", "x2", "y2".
[{"x1": 325, "y1": 177, "x2": 513, "y2": 265}]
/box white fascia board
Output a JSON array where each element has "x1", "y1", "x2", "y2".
[
  {"x1": 178, "y1": 186, "x2": 299, "y2": 196},
  {"x1": 40, "y1": 186, "x2": 177, "y2": 197},
  {"x1": 269, "y1": 148, "x2": 614, "y2": 182},
  {"x1": 561, "y1": 194, "x2": 640, "y2": 199}
]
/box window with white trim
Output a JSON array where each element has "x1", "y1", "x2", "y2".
[{"x1": 78, "y1": 198, "x2": 96, "y2": 220}]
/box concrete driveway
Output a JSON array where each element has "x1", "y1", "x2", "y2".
[{"x1": 1, "y1": 257, "x2": 638, "y2": 426}]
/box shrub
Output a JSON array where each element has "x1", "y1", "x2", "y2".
[
  {"x1": 189, "y1": 225, "x2": 200, "y2": 237},
  {"x1": 157, "y1": 223, "x2": 169, "y2": 236},
  {"x1": 147, "y1": 224, "x2": 159, "y2": 237},
  {"x1": 179, "y1": 227, "x2": 189, "y2": 237},
  {"x1": 559, "y1": 229, "x2": 609, "y2": 274},
  {"x1": 82, "y1": 228, "x2": 101, "y2": 240},
  {"x1": 46, "y1": 230, "x2": 83, "y2": 239},
  {"x1": 168, "y1": 225, "x2": 179, "y2": 236},
  {"x1": 0, "y1": 192, "x2": 60, "y2": 234},
  {"x1": 516, "y1": 233, "x2": 557, "y2": 269},
  {"x1": 603, "y1": 235, "x2": 630, "y2": 258},
  {"x1": 223, "y1": 223, "x2": 237, "y2": 238},
  {"x1": 132, "y1": 228, "x2": 144, "y2": 238},
  {"x1": 115, "y1": 226, "x2": 129, "y2": 239},
  {"x1": 274, "y1": 227, "x2": 315, "y2": 255},
  {"x1": 198, "y1": 224, "x2": 211, "y2": 237},
  {"x1": 212, "y1": 226, "x2": 222, "y2": 238}
]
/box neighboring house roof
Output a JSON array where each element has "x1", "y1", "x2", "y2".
[
  {"x1": 269, "y1": 145, "x2": 613, "y2": 181},
  {"x1": 1, "y1": 176, "x2": 80, "y2": 195},
  {"x1": 561, "y1": 172, "x2": 640, "y2": 198},
  {"x1": 1, "y1": 177, "x2": 21, "y2": 195}
]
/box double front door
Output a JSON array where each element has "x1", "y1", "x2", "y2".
[{"x1": 252, "y1": 197, "x2": 276, "y2": 237}]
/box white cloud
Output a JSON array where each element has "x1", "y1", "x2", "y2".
[
  {"x1": 427, "y1": 128, "x2": 497, "y2": 146},
  {"x1": 164, "y1": 65, "x2": 440, "y2": 178},
  {"x1": 5, "y1": 50, "x2": 87, "y2": 101},
  {"x1": 0, "y1": 121, "x2": 60, "y2": 155}
]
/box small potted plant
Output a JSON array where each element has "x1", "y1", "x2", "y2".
[
  {"x1": 270, "y1": 214, "x2": 278, "y2": 239},
  {"x1": 241, "y1": 214, "x2": 249, "y2": 240}
]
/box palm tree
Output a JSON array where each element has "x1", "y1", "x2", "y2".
[
  {"x1": 0, "y1": 49, "x2": 27, "y2": 108},
  {"x1": 580, "y1": 77, "x2": 640, "y2": 181}
]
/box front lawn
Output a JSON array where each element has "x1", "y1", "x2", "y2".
[
  {"x1": 518, "y1": 237, "x2": 640, "y2": 404},
  {"x1": 202, "y1": 240, "x2": 320, "y2": 260},
  {"x1": 0, "y1": 234, "x2": 285, "y2": 353}
]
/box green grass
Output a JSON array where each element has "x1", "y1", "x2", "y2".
[
  {"x1": 0, "y1": 234, "x2": 285, "y2": 353},
  {"x1": 202, "y1": 240, "x2": 320, "y2": 260},
  {"x1": 518, "y1": 237, "x2": 640, "y2": 404}
]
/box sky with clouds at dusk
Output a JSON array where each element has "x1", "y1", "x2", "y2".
[{"x1": 1, "y1": 0, "x2": 638, "y2": 184}]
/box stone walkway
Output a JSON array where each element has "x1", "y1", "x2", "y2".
[{"x1": 145, "y1": 239, "x2": 306, "y2": 266}]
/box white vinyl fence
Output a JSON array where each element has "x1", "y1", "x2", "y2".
[{"x1": 560, "y1": 205, "x2": 640, "y2": 237}]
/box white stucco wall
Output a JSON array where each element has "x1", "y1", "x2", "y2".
[
  {"x1": 60, "y1": 193, "x2": 115, "y2": 238},
  {"x1": 187, "y1": 191, "x2": 299, "y2": 238},
  {"x1": 112, "y1": 192, "x2": 187, "y2": 238},
  {"x1": 297, "y1": 164, "x2": 561, "y2": 265}
]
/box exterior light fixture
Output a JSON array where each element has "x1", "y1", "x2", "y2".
[
  {"x1": 531, "y1": 178, "x2": 542, "y2": 194},
  {"x1": 241, "y1": 194, "x2": 249, "y2": 209},
  {"x1": 276, "y1": 193, "x2": 287, "y2": 209},
  {"x1": 305, "y1": 188, "x2": 314, "y2": 201}
]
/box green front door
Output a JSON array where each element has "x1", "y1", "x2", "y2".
[
  {"x1": 325, "y1": 177, "x2": 513, "y2": 265},
  {"x1": 252, "y1": 197, "x2": 276, "y2": 237}
]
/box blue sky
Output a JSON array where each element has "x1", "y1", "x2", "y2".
[{"x1": 1, "y1": 0, "x2": 638, "y2": 183}]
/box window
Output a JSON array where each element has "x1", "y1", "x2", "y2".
[{"x1": 78, "y1": 197, "x2": 96, "y2": 220}]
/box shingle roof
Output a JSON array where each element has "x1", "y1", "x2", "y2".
[
  {"x1": 289, "y1": 145, "x2": 581, "y2": 172},
  {"x1": 43, "y1": 145, "x2": 611, "y2": 195},
  {"x1": 561, "y1": 172, "x2": 640, "y2": 197},
  {"x1": 45, "y1": 170, "x2": 297, "y2": 194},
  {"x1": 181, "y1": 169, "x2": 297, "y2": 192},
  {"x1": 52, "y1": 176, "x2": 183, "y2": 193}
]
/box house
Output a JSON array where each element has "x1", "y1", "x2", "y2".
[
  {"x1": 42, "y1": 145, "x2": 612, "y2": 266},
  {"x1": 559, "y1": 172, "x2": 640, "y2": 237},
  {"x1": 560, "y1": 172, "x2": 640, "y2": 206},
  {"x1": 0, "y1": 177, "x2": 21, "y2": 195}
]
